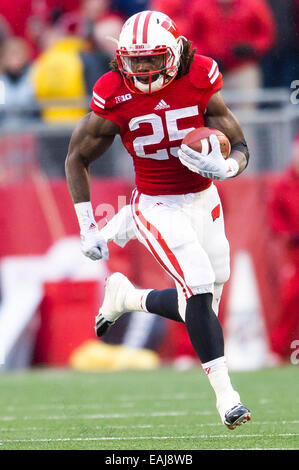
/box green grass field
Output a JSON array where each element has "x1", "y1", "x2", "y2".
[{"x1": 0, "y1": 365, "x2": 298, "y2": 450}]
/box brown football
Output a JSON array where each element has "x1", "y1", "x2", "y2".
[{"x1": 182, "y1": 127, "x2": 231, "y2": 159}]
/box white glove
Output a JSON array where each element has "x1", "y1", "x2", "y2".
[
  {"x1": 74, "y1": 202, "x2": 109, "y2": 261},
  {"x1": 178, "y1": 134, "x2": 239, "y2": 180},
  {"x1": 80, "y1": 225, "x2": 109, "y2": 261}
]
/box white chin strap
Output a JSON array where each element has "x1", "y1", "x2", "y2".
[{"x1": 134, "y1": 75, "x2": 165, "y2": 93}]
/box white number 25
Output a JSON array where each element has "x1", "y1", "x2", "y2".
[{"x1": 129, "y1": 106, "x2": 199, "y2": 160}]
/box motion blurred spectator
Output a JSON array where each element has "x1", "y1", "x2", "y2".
[
  {"x1": 267, "y1": 136, "x2": 299, "y2": 360},
  {"x1": 0, "y1": 37, "x2": 38, "y2": 125},
  {"x1": 58, "y1": 0, "x2": 123, "y2": 58},
  {"x1": 262, "y1": 0, "x2": 299, "y2": 88},
  {"x1": 0, "y1": 15, "x2": 12, "y2": 75},
  {"x1": 31, "y1": 30, "x2": 89, "y2": 123},
  {"x1": 80, "y1": 45, "x2": 111, "y2": 96},
  {"x1": 150, "y1": 0, "x2": 189, "y2": 33},
  {"x1": 154, "y1": 0, "x2": 276, "y2": 91},
  {"x1": 56, "y1": 1, "x2": 122, "y2": 93},
  {"x1": 111, "y1": 0, "x2": 149, "y2": 18},
  {"x1": 0, "y1": 14, "x2": 11, "y2": 45},
  {"x1": 93, "y1": 11, "x2": 123, "y2": 58},
  {"x1": 0, "y1": 1, "x2": 32, "y2": 37},
  {"x1": 0, "y1": 1, "x2": 79, "y2": 56}
]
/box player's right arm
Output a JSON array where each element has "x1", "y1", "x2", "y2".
[
  {"x1": 65, "y1": 111, "x2": 120, "y2": 260},
  {"x1": 66, "y1": 111, "x2": 119, "y2": 203}
]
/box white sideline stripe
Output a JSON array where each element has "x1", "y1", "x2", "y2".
[
  {"x1": 2, "y1": 393, "x2": 205, "y2": 409},
  {"x1": 4, "y1": 403, "x2": 137, "y2": 410},
  {"x1": 92, "y1": 91, "x2": 105, "y2": 104},
  {"x1": 119, "y1": 393, "x2": 204, "y2": 401},
  {"x1": 1, "y1": 420, "x2": 299, "y2": 433},
  {"x1": 1, "y1": 409, "x2": 293, "y2": 422},
  {"x1": 0, "y1": 411, "x2": 197, "y2": 421},
  {"x1": 1, "y1": 433, "x2": 299, "y2": 444},
  {"x1": 93, "y1": 98, "x2": 105, "y2": 109}
]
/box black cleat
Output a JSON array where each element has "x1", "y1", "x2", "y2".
[
  {"x1": 224, "y1": 404, "x2": 251, "y2": 430},
  {"x1": 95, "y1": 313, "x2": 115, "y2": 338}
]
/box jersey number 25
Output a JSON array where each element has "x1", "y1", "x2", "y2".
[{"x1": 129, "y1": 106, "x2": 199, "y2": 160}]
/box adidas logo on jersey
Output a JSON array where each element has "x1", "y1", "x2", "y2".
[{"x1": 154, "y1": 100, "x2": 170, "y2": 110}]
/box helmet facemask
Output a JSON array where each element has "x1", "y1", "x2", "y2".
[{"x1": 116, "y1": 46, "x2": 178, "y2": 93}]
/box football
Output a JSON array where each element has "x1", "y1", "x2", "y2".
[{"x1": 182, "y1": 127, "x2": 231, "y2": 159}]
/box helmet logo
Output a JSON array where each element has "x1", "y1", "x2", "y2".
[{"x1": 161, "y1": 19, "x2": 179, "y2": 39}]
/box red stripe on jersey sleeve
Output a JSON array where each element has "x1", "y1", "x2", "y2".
[{"x1": 90, "y1": 97, "x2": 124, "y2": 132}]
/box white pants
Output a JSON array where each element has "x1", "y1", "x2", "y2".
[{"x1": 101, "y1": 184, "x2": 230, "y2": 321}]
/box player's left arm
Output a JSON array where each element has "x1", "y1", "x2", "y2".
[
  {"x1": 178, "y1": 91, "x2": 250, "y2": 180},
  {"x1": 205, "y1": 91, "x2": 249, "y2": 175}
]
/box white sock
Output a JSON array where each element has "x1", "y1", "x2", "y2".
[
  {"x1": 202, "y1": 356, "x2": 240, "y2": 419},
  {"x1": 125, "y1": 288, "x2": 153, "y2": 313}
]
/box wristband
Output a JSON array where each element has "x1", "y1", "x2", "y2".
[
  {"x1": 225, "y1": 158, "x2": 239, "y2": 178},
  {"x1": 231, "y1": 141, "x2": 250, "y2": 164},
  {"x1": 74, "y1": 201, "x2": 97, "y2": 231}
]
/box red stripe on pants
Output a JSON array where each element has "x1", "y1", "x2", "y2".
[{"x1": 131, "y1": 189, "x2": 193, "y2": 299}]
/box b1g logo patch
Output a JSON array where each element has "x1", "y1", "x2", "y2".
[
  {"x1": 212, "y1": 204, "x2": 220, "y2": 221},
  {"x1": 115, "y1": 93, "x2": 132, "y2": 104}
]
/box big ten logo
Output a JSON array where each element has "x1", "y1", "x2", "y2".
[
  {"x1": 290, "y1": 340, "x2": 299, "y2": 365},
  {"x1": 95, "y1": 195, "x2": 128, "y2": 230},
  {"x1": 115, "y1": 93, "x2": 132, "y2": 104},
  {"x1": 0, "y1": 80, "x2": 5, "y2": 104},
  {"x1": 290, "y1": 80, "x2": 299, "y2": 104}
]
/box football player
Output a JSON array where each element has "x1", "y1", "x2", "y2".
[{"x1": 65, "y1": 10, "x2": 251, "y2": 429}]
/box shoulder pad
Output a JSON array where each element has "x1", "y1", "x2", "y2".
[
  {"x1": 189, "y1": 54, "x2": 222, "y2": 90},
  {"x1": 92, "y1": 71, "x2": 124, "y2": 110}
]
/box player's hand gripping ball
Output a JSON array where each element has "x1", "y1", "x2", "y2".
[
  {"x1": 178, "y1": 127, "x2": 238, "y2": 180},
  {"x1": 182, "y1": 127, "x2": 231, "y2": 158}
]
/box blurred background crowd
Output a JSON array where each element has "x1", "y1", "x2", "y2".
[
  {"x1": 0, "y1": 0, "x2": 298, "y2": 126},
  {"x1": 0, "y1": 0, "x2": 298, "y2": 173},
  {"x1": 0, "y1": 0, "x2": 299, "y2": 372}
]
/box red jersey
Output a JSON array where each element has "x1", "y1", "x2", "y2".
[{"x1": 90, "y1": 54, "x2": 222, "y2": 196}]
